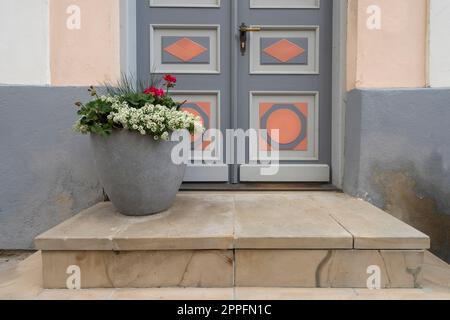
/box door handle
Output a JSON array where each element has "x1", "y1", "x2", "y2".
[{"x1": 239, "y1": 23, "x2": 261, "y2": 56}]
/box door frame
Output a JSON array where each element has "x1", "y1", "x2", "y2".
[{"x1": 119, "y1": 0, "x2": 347, "y2": 188}]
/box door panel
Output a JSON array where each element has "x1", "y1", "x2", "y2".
[
  {"x1": 171, "y1": 90, "x2": 221, "y2": 162},
  {"x1": 236, "y1": 0, "x2": 332, "y2": 182},
  {"x1": 150, "y1": 24, "x2": 221, "y2": 74},
  {"x1": 137, "y1": 0, "x2": 231, "y2": 182},
  {"x1": 249, "y1": 91, "x2": 319, "y2": 161},
  {"x1": 249, "y1": 25, "x2": 319, "y2": 74},
  {"x1": 136, "y1": 0, "x2": 332, "y2": 183}
]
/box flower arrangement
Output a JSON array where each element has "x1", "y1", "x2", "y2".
[{"x1": 74, "y1": 75, "x2": 204, "y2": 140}]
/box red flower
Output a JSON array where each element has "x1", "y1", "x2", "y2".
[
  {"x1": 164, "y1": 74, "x2": 177, "y2": 84},
  {"x1": 154, "y1": 88, "x2": 165, "y2": 97},
  {"x1": 144, "y1": 87, "x2": 165, "y2": 97}
]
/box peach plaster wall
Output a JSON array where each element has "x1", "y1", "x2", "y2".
[
  {"x1": 48, "y1": 0, "x2": 427, "y2": 89},
  {"x1": 50, "y1": 0, "x2": 121, "y2": 86},
  {"x1": 347, "y1": 0, "x2": 428, "y2": 90}
]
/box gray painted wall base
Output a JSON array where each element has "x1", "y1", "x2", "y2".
[
  {"x1": 344, "y1": 88, "x2": 450, "y2": 263},
  {"x1": 0, "y1": 87, "x2": 103, "y2": 249}
]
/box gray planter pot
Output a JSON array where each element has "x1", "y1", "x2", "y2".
[{"x1": 90, "y1": 130, "x2": 186, "y2": 216}]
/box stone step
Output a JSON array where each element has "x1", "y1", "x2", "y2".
[
  {"x1": 2, "y1": 253, "x2": 450, "y2": 300},
  {"x1": 41, "y1": 249, "x2": 425, "y2": 289},
  {"x1": 35, "y1": 192, "x2": 430, "y2": 289}
]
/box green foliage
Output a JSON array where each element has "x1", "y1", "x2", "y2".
[
  {"x1": 103, "y1": 73, "x2": 181, "y2": 109},
  {"x1": 104, "y1": 73, "x2": 161, "y2": 96},
  {"x1": 119, "y1": 92, "x2": 179, "y2": 110},
  {"x1": 75, "y1": 98, "x2": 115, "y2": 137},
  {"x1": 74, "y1": 74, "x2": 186, "y2": 136}
]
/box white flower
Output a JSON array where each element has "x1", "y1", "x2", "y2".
[
  {"x1": 73, "y1": 120, "x2": 89, "y2": 134},
  {"x1": 161, "y1": 132, "x2": 169, "y2": 141},
  {"x1": 107, "y1": 100, "x2": 204, "y2": 139}
]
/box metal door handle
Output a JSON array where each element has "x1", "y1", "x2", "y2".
[{"x1": 239, "y1": 23, "x2": 261, "y2": 56}]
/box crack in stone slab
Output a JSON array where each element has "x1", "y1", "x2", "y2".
[
  {"x1": 316, "y1": 250, "x2": 333, "y2": 287},
  {"x1": 179, "y1": 252, "x2": 195, "y2": 287}
]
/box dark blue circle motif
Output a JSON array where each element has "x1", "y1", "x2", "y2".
[{"x1": 260, "y1": 104, "x2": 307, "y2": 151}]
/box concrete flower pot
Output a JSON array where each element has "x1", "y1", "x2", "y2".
[{"x1": 90, "y1": 130, "x2": 186, "y2": 216}]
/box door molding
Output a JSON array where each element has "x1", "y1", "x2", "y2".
[
  {"x1": 149, "y1": 24, "x2": 221, "y2": 74},
  {"x1": 248, "y1": 25, "x2": 320, "y2": 75},
  {"x1": 241, "y1": 164, "x2": 330, "y2": 182},
  {"x1": 249, "y1": 90, "x2": 320, "y2": 161},
  {"x1": 120, "y1": 0, "x2": 137, "y2": 77},
  {"x1": 331, "y1": 0, "x2": 347, "y2": 189},
  {"x1": 120, "y1": 0, "x2": 347, "y2": 187}
]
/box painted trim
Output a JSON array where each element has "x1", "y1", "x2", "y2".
[
  {"x1": 184, "y1": 164, "x2": 229, "y2": 182},
  {"x1": 231, "y1": 0, "x2": 239, "y2": 183},
  {"x1": 250, "y1": 0, "x2": 320, "y2": 9},
  {"x1": 45, "y1": 1, "x2": 51, "y2": 85},
  {"x1": 149, "y1": 24, "x2": 221, "y2": 74},
  {"x1": 120, "y1": 0, "x2": 137, "y2": 77},
  {"x1": 331, "y1": 0, "x2": 347, "y2": 188},
  {"x1": 249, "y1": 25, "x2": 320, "y2": 75},
  {"x1": 426, "y1": 0, "x2": 431, "y2": 88},
  {"x1": 149, "y1": 0, "x2": 221, "y2": 8},
  {"x1": 240, "y1": 164, "x2": 330, "y2": 182},
  {"x1": 427, "y1": 0, "x2": 450, "y2": 87}
]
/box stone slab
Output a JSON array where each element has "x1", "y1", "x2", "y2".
[
  {"x1": 35, "y1": 194, "x2": 235, "y2": 251},
  {"x1": 111, "y1": 288, "x2": 233, "y2": 300},
  {"x1": 38, "y1": 289, "x2": 114, "y2": 300},
  {"x1": 35, "y1": 192, "x2": 430, "y2": 251},
  {"x1": 233, "y1": 193, "x2": 353, "y2": 249},
  {"x1": 307, "y1": 193, "x2": 430, "y2": 249},
  {"x1": 41, "y1": 249, "x2": 426, "y2": 289},
  {"x1": 2, "y1": 252, "x2": 450, "y2": 299},
  {"x1": 235, "y1": 250, "x2": 424, "y2": 289},
  {"x1": 38, "y1": 288, "x2": 235, "y2": 300},
  {"x1": 235, "y1": 287, "x2": 450, "y2": 300},
  {"x1": 422, "y1": 251, "x2": 450, "y2": 288},
  {"x1": 235, "y1": 288, "x2": 358, "y2": 300},
  {"x1": 42, "y1": 250, "x2": 233, "y2": 289},
  {"x1": 0, "y1": 252, "x2": 43, "y2": 299}
]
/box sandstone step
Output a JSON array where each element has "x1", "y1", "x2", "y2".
[
  {"x1": 40, "y1": 249, "x2": 425, "y2": 289},
  {"x1": 35, "y1": 192, "x2": 429, "y2": 251},
  {"x1": 35, "y1": 192, "x2": 430, "y2": 289},
  {"x1": 3, "y1": 253, "x2": 450, "y2": 300}
]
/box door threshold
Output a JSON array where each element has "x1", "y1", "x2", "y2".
[{"x1": 180, "y1": 183, "x2": 340, "y2": 192}]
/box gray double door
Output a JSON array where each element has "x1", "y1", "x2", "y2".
[{"x1": 137, "y1": 0, "x2": 332, "y2": 183}]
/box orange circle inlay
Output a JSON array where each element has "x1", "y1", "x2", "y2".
[{"x1": 265, "y1": 109, "x2": 302, "y2": 144}]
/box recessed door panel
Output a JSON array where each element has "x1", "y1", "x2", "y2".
[
  {"x1": 250, "y1": 26, "x2": 319, "y2": 74},
  {"x1": 249, "y1": 91, "x2": 319, "y2": 161},
  {"x1": 150, "y1": 25, "x2": 220, "y2": 74},
  {"x1": 171, "y1": 91, "x2": 221, "y2": 161}
]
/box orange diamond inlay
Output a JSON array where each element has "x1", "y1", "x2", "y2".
[
  {"x1": 263, "y1": 39, "x2": 305, "y2": 63},
  {"x1": 164, "y1": 37, "x2": 208, "y2": 62}
]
